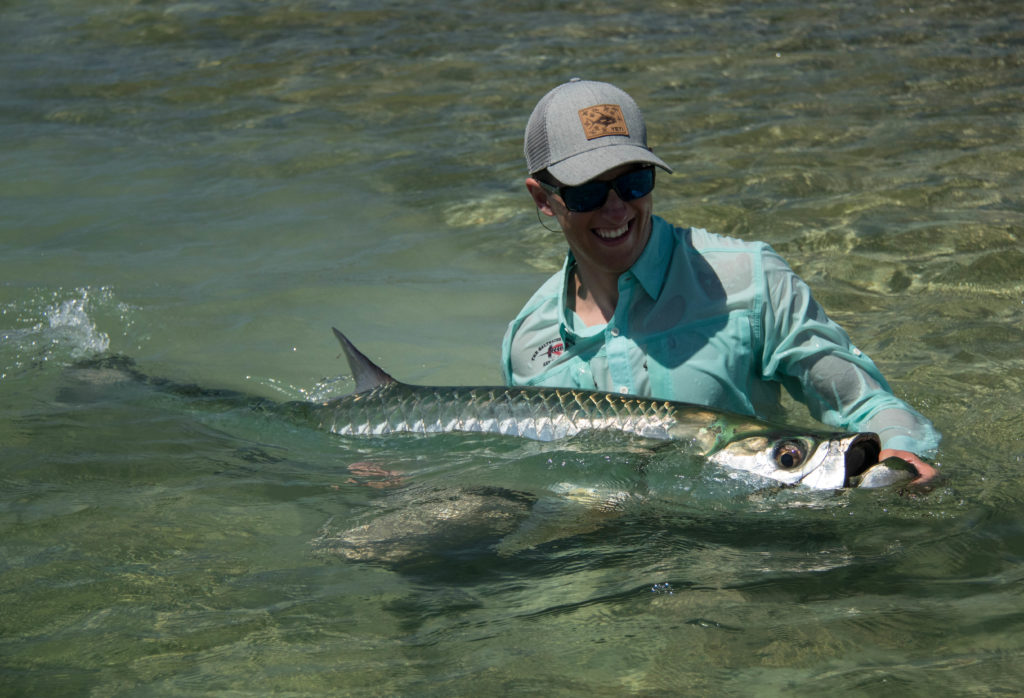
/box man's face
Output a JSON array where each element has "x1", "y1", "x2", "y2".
[{"x1": 532, "y1": 164, "x2": 654, "y2": 279}]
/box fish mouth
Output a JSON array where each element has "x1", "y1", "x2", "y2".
[{"x1": 843, "y1": 432, "x2": 882, "y2": 486}]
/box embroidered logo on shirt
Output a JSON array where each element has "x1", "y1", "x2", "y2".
[
  {"x1": 578, "y1": 104, "x2": 629, "y2": 140},
  {"x1": 530, "y1": 339, "x2": 564, "y2": 367}
]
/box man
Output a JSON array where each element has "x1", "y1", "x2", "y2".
[{"x1": 501, "y1": 78, "x2": 940, "y2": 481}]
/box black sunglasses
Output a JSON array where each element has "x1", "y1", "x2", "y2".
[{"x1": 538, "y1": 167, "x2": 656, "y2": 213}]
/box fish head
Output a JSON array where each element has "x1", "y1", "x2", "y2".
[{"x1": 706, "y1": 431, "x2": 882, "y2": 489}]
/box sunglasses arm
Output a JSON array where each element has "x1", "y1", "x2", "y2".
[{"x1": 526, "y1": 177, "x2": 559, "y2": 217}]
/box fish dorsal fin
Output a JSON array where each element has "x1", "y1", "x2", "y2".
[{"x1": 332, "y1": 328, "x2": 397, "y2": 393}]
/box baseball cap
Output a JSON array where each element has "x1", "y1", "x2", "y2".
[{"x1": 524, "y1": 78, "x2": 673, "y2": 186}]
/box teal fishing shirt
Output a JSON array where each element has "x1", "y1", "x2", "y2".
[{"x1": 501, "y1": 216, "x2": 940, "y2": 455}]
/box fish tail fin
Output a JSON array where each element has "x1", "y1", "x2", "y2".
[{"x1": 332, "y1": 328, "x2": 397, "y2": 393}]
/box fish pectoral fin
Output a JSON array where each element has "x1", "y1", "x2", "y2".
[{"x1": 495, "y1": 485, "x2": 631, "y2": 556}]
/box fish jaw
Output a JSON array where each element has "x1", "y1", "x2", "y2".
[
  {"x1": 848, "y1": 456, "x2": 917, "y2": 488},
  {"x1": 706, "y1": 432, "x2": 882, "y2": 489},
  {"x1": 799, "y1": 433, "x2": 880, "y2": 489}
]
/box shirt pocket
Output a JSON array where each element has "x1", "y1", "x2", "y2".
[{"x1": 644, "y1": 311, "x2": 755, "y2": 414}]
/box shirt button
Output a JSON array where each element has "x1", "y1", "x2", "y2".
[
  {"x1": 610, "y1": 327, "x2": 620, "y2": 337},
  {"x1": 619, "y1": 386, "x2": 629, "y2": 394}
]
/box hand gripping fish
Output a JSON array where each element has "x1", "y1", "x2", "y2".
[{"x1": 322, "y1": 329, "x2": 916, "y2": 489}]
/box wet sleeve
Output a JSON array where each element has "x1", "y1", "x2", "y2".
[{"x1": 758, "y1": 248, "x2": 941, "y2": 455}]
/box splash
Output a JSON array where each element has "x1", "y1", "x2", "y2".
[
  {"x1": 0, "y1": 286, "x2": 133, "y2": 380},
  {"x1": 44, "y1": 291, "x2": 111, "y2": 355}
]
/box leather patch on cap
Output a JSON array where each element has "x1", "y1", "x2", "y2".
[{"x1": 578, "y1": 104, "x2": 629, "y2": 140}]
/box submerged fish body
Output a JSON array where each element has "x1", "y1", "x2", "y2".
[
  {"x1": 318, "y1": 329, "x2": 903, "y2": 490},
  {"x1": 312, "y1": 486, "x2": 536, "y2": 563}
]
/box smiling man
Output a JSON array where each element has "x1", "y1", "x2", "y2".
[{"x1": 501, "y1": 78, "x2": 941, "y2": 482}]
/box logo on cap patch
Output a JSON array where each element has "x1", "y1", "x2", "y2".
[{"x1": 578, "y1": 104, "x2": 629, "y2": 140}]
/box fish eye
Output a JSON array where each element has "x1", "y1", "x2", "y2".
[{"x1": 773, "y1": 440, "x2": 808, "y2": 470}]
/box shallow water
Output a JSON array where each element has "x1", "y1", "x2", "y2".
[{"x1": 2, "y1": 0, "x2": 1023, "y2": 694}]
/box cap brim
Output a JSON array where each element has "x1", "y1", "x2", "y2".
[{"x1": 546, "y1": 144, "x2": 673, "y2": 186}]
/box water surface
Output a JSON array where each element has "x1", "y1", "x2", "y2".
[{"x1": 2, "y1": 1, "x2": 1023, "y2": 694}]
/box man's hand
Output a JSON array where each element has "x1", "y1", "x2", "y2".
[{"x1": 878, "y1": 448, "x2": 937, "y2": 484}]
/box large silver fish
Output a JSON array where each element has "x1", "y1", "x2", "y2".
[{"x1": 319, "y1": 329, "x2": 914, "y2": 489}]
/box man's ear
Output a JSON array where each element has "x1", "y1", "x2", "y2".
[{"x1": 526, "y1": 177, "x2": 556, "y2": 217}]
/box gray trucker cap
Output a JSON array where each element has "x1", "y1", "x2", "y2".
[{"x1": 524, "y1": 78, "x2": 673, "y2": 186}]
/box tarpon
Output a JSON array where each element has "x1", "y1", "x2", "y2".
[
  {"x1": 320, "y1": 329, "x2": 913, "y2": 489},
  {"x1": 62, "y1": 330, "x2": 915, "y2": 490},
  {"x1": 60, "y1": 330, "x2": 918, "y2": 564}
]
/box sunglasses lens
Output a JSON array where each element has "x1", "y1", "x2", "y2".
[
  {"x1": 617, "y1": 168, "x2": 655, "y2": 200},
  {"x1": 562, "y1": 181, "x2": 609, "y2": 212},
  {"x1": 560, "y1": 168, "x2": 655, "y2": 212}
]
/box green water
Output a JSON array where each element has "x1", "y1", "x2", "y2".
[{"x1": 2, "y1": 0, "x2": 1023, "y2": 694}]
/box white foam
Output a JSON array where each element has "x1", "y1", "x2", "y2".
[
  {"x1": 45, "y1": 290, "x2": 111, "y2": 356},
  {"x1": 0, "y1": 286, "x2": 131, "y2": 379}
]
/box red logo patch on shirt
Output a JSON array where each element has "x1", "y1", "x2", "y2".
[{"x1": 530, "y1": 339, "x2": 564, "y2": 367}]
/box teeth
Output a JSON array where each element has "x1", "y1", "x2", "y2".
[{"x1": 594, "y1": 224, "x2": 628, "y2": 239}]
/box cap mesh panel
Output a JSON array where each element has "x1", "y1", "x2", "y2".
[{"x1": 524, "y1": 92, "x2": 554, "y2": 174}]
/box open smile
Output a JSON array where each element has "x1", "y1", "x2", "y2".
[{"x1": 592, "y1": 220, "x2": 632, "y2": 241}]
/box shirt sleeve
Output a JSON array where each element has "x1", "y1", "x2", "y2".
[
  {"x1": 757, "y1": 246, "x2": 941, "y2": 455},
  {"x1": 501, "y1": 269, "x2": 563, "y2": 386},
  {"x1": 500, "y1": 320, "x2": 515, "y2": 385}
]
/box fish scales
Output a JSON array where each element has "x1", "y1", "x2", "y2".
[{"x1": 324, "y1": 383, "x2": 681, "y2": 441}]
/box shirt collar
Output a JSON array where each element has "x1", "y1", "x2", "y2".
[
  {"x1": 558, "y1": 253, "x2": 579, "y2": 346},
  {"x1": 624, "y1": 215, "x2": 674, "y2": 300},
  {"x1": 557, "y1": 216, "x2": 675, "y2": 344}
]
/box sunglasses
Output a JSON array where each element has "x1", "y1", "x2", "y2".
[{"x1": 538, "y1": 167, "x2": 656, "y2": 213}]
